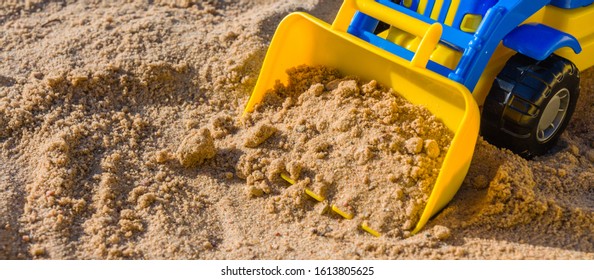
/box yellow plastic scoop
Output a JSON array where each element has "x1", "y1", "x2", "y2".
[{"x1": 244, "y1": 1, "x2": 480, "y2": 234}]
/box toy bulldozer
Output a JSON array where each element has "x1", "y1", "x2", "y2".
[{"x1": 244, "y1": 0, "x2": 594, "y2": 234}]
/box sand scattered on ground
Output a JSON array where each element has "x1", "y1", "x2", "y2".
[{"x1": 1, "y1": 0, "x2": 593, "y2": 259}]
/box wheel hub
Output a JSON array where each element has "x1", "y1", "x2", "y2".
[{"x1": 537, "y1": 88, "x2": 570, "y2": 143}]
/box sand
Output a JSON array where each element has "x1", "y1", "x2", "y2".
[
  {"x1": 243, "y1": 65, "x2": 453, "y2": 237},
  {"x1": 0, "y1": 0, "x2": 593, "y2": 260}
]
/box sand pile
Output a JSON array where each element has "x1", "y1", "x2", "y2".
[
  {"x1": 241, "y1": 65, "x2": 452, "y2": 237},
  {"x1": 1, "y1": 0, "x2": 593, "y2": 259}
]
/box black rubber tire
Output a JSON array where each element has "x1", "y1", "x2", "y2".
[{"x1": 481, "y1": 53, "x2": 580, "y2": 159}]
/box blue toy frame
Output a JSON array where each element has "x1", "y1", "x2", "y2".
[{"x1": 347, "y1": 0, "x2": 590, "y2": 92}]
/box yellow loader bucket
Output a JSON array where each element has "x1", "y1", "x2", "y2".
[{"x1": 244, "y1": 2, "x2": 480, "y2": 234}]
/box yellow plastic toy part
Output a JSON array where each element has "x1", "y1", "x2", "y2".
[
  {"x1": 244, "y1": 0, "x2": 480, "y2": 234},
  {"x1": 444, "y1": 0, "x2": 461, "y2": 26},
  {"x1": 280, "y1": 173, "x2": 296, "y2": 185},
  {"x1": 333, "y1": 0, "x2": 443, "y2": 69},
  {"x1": 331, "y1": 205, "x2": 354, "y2": 220},
  {"x1": 403, "y1": 0, "x2": 413, "y2": 8},
  {"x1": 460, "y1": 14, "x2": 483, "y2": 33},
  {"x1": 304, "y1": 188, "x2": 325, "y2": 202},
  {"x1": 361, "y1": 222, "x2": 381, "y2": 237},
  {"x1": 429, "y1": 0, "x2": 446, "y2": 21},
  {"x1": 380, "y1": 28, "x2": 462, "y2": 70}
]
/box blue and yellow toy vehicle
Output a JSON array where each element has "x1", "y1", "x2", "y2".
[{"x1": 245, "y1": 0, "x2": 594, "y2": 233}]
